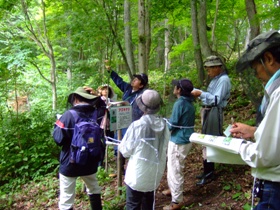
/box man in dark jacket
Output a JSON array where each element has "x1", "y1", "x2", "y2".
[
  {"x1": 108, "y1": 69, "x2": 148, "y2": 121},
  {"x1": 106, "y1": 67, "x2": 149, "y2": 175},
  {"x1": 53, "y1": 87, "x2": 104, "y2": 210}
]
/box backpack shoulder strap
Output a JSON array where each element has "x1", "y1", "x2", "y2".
[
  {"x1": 70, "y1": 109, "x2": 98, "y2": 123},
  {"x1": 89, "y1": 109, "x2": 99, "y2": 124},
  {"x1": 69, "y1": 110, "x2": 79, "y2": 122}
]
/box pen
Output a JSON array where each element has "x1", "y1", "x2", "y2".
[{"x1": 231, "y1": 117, "x2": 237, "y2": 128}]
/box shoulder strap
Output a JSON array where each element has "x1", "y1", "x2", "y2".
[
  {"x1": 214, "y1": 95, "x2": 218, "y2": 106},
  {"x1": 69, "y1": 109, "x2": 97, "y2": 122},
  {"x1": 69, "y1": 110, "x2": 79, "y2": 122}
]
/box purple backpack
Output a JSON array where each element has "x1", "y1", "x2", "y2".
[{"x1": 69, "y1": 110, "x2": 102, "y2": 165}]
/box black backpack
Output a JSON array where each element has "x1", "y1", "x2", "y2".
[{"x1": 69, "y1": 110, "x2": 102, "y2": 165}]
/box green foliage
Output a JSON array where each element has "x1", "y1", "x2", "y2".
[
  {"x1": 0, "y1": 0, "x2": 279, "y2": 208},
  {"x1": 103, "y1": 186, "x2": 126, "y2": 210},
  {"x1": 96, "y1": 166, "x2": 113, "y2": 186},
  {"x1": 243, "y1": 202, "x2": 252, "y2": 210},
  {"x1": 221, "y1": 179, "x2": 246, "y2": 202},
  {"x1": 0, "y1": 108, "x2": 59, "y2": 193}
]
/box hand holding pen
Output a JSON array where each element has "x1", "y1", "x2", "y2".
[{"x1": 229, "y1": 120, "x2": 257, "y2": 139}]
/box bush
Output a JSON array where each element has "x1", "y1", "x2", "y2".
[{"x1": 0, "y1": 108, "x2": 59, "y2": 193}]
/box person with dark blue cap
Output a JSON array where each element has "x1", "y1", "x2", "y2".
[
  {"x1": 163, "y1": 79, "x2": 195, "y2": 210},
  {"x1": 230, "y1": 30, "x2": 280, "y2": 209},
  {"x1": 106, "y1": 65, "x2": 149, "y2": 176}
]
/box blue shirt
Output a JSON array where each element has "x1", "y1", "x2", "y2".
[
  {"x1": 199, "y1": 72, "x2": 231, "y2": 108},
  {"x1": 168, "y1": 96, "x2": 195, "y2": 144}
]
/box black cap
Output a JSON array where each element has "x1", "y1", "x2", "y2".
[
  {"x1": 133, "y1": 73, "x2": 148, "y2": 87},
  {"x1": 172, "y1": 79, "x2": 193, "y2": 93}
]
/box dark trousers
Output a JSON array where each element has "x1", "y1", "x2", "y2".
[
  {"x1": 126, "y1": 185, "x2": 154, "y2": 210},
  {"x1": 254, "y1": 180, "x2": 280, "y2": 210}
]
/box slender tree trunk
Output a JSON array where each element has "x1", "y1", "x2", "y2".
[
  {"x1": 164, "y1": 19, "x2": 171, "y2": 73},
  {"x1": 198, "y1": 0, "x2": 212, "y2": 57},
  {"x1": 102, "y1": 0, "x2": 132, "y2": 79},
  {"x1": 21, "y1": 0, "x2": 57, "y2": 110},
  {"x1": 62, "y1": 0, "x2": 73, "y2": 89},
  {"x1": 211, "y1": 0, "x2": 219, "y2": 51},
  {"x1": 124, "y1": 0, "x2": 136, "y2": 74},
  {"x1": 144, "y1": 0, "x2": 151, "y2": 73},
  {"x1": 245, "y1": 0, "x2": 260, "y2": 40},
  {"x1": 156, "y1": 38, "x2": 164, "y2": 68},
  {"x1": 138, "y1": 0, "x2": 146, "y2": 74},
  {"x1": 42, "y1": 0, "x2": 57, "y2": 110},
  {"x1": 190, "y1": 0, "x2": 204, "y2": 85}
]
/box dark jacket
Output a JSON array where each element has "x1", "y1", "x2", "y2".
[
  {"x1": 110, "y1": 70, "x2": 144, "y2": 121},
  {"x1": 53, "y1": 104, "x2": 104, "y2": 177}
]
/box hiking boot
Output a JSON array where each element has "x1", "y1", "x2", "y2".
[
  {"x1": 163, "y1": 202, "x2": 184, "y2": 210},
  {"x1": 196, "y1": 172, "x2": 205, "y2": 179},
  {"x1": 196, "y1": 171, "x2": 214, "y2": 186},
  {"x1": 89, "y1": 194, "x2": 102, "y2": 210},
  {"x1": 162, "y1": 189, "x2": 171, "y2": 196}
]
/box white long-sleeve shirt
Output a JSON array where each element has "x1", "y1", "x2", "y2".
[
  {"x1": 239, "y1": 86, "x2": 280, "y2": 182},
  {"x1": 118, "y1": 114, "x2": 170, "y2": 192}
]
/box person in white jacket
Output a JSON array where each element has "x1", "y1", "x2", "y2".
[
  {"x1": 118, "y1": 89, "x2": 170, "y2": 210},
  {"x1": 230, "y1": 30, "x2": 280, "y2": 209}
]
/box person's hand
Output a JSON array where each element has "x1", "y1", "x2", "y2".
[
  {"x1": 229, "y1": 122, "x2": 256, "y2": 139},
  {"x1": 83, "y1": 86, "x2": 98, "y2": 95},
  {"x1": 104, "y1": 60, "x2": 111, "y2": 72},
  {"x1": 191, "y1": 89, "x2": 202, "y2": 97}
]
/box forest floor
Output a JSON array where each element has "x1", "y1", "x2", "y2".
[
  {"x1": 108, "y1": 143, "x2": 254, "y2": 210},
  {"x1": 155, "y1": 144, "x2": 253, "y2": 210},
  {"x1": 6, "y1": 146, "x2": 255, "y2": 210}
]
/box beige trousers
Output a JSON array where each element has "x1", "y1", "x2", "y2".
[{"x1": 167, "y1": 141, "x2": 192, "y2": 203}]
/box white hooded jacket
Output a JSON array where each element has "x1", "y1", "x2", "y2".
[{"x1": 118, "y1": 114, "x2": 170, "y2": 192}]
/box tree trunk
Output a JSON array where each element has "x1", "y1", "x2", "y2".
[
  {"x1": 144, "y1": 0, "x2": 151, "y2": 73},
  {"x1": 156, "y1": 38, "x2": 164, "y2": 68},
  {"x1": 138, "y1": 0, "x2": 146, "y2": 74},
  {"x1": 164, "y1": 19, "x2": 171, "y2": 73},
  {"x1": 245, "y1": 0, "x2": 260, "y2": 40},
  {"x1": 211, "y1": 0, "x2": 219, "y2": 51},
  {"x1": 198, "y1": 0, "x2": 212, "y2": 57},
  {"x1": 102, "y1": 0, "x2": 132, "y2": 79},
  {"x1": 21, "y1": 0, "x2": 57, "y2": 110},
  {"x1": 190, "y1": 0, "x2": 204, "y2": 85},
  {"x1": 124, "y1": 0, "x2": 136, "y2": 75}
]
